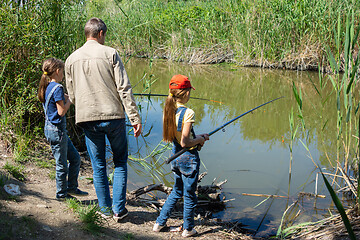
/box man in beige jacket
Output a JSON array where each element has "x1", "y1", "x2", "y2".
[{"x1": 65, "y1": 17, "x2": 142, "y2": 221}]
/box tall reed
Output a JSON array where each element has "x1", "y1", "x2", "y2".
[
  {"x1": 86, "y1": 0, "x2": 359, "y2": 69},
  {"x1": 0, "y1": 0, "x2": 86, "y2": 154},
  {"x1": 283, "y1": 11, "x2": 360, "y2": 239}
]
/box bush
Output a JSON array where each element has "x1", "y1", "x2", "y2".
[{"x1": 0, "y1": 0, "x2": 86, "y2": 150}]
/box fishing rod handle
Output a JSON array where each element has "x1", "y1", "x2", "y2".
[
  {"x1": 165, "y1": 136, "x2": 205, "y2": 164},
  {"x1": 165, "y1": 148, "x2": 188, "y2": 164}
]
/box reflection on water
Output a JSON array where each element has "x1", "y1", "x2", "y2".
[{"x1": 124, "y1": 58, "x2": 336, "y2": 237}]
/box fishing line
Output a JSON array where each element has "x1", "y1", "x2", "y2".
[
  {"x1": 165, "y1": 96, "x2": 285, "y2": 164},
  {"x1": 134, "y1": 93, "x2": 223, "y2": 104}
]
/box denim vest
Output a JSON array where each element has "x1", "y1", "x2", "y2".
[
  {"x1": 171, "y1": 107, "x2": 200, "y2": 176},
  {"x1": 43, "y1": 84, "x2": 67, "y2": 142}
]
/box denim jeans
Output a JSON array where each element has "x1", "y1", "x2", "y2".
[
  {"x1": 156, "y1": 142, "x2": 200, "y2": 230},
  {"x1": 44, "y1": 118, "x2": 81, "y2": 198},
  {"x1": 80, "y1": 119, "x2": 128, "y2": 215}
]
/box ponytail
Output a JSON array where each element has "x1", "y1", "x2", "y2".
[
  {"x1": 162, "y1": 88, "x2": 190, "y2": 142},
  {"x1": 163, "y1": 92, "x2": 177, "y2": 142},
  {"x1": 38, "y1": 73, "x2": 49, "y2": 103},
  {"x1": 37, "y1": 58, "x2": 64, "y2": 103}
]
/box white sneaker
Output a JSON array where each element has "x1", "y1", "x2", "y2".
[
  {"x1": 113, "y1": 208, "x2": 128, "y2": 222},
  {"x1": 182, "y1": 229, "x2": 197, "y2": 238},
  {"x1": 153, "y1": 223, "x2": 166, "y2": 232},
  {"x1": 96, "y1": 211, "x2": 112, "y2": 220}
]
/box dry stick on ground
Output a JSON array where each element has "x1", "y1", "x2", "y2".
[
  {"x1": 128, "y1": 172, "x2": 228, "y2": 211},
  {"x1": 337, "y1": 165, "x2": 357, "y2": 197},
  {"x1": 242, "y1": 193, "x2": 289, "y2": 199},
  {"x1": 286, "y1": 208, "x2": 360, "y2": 239},
  {"x1": 298, "y1": 192, "x2": 326, "y2": 198},
  {"x1": 128, "y1": 184, "x2": 173, "y2": 199},
  {"x1": 322, "y1": 172, "x2": 358, "y2": 195},
  {"x1": 242, "y1": 192, "x2": 326, "y2": 199}
]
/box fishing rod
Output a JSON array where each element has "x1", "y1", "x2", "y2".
[
  {"x1": 165, "y1": 96, "x2": 284, "y2": 164},
  {"x1": 133, "y1": 93, "x2": 223, "y2": 104}
]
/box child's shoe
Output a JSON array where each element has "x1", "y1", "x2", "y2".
[
  {"x1": 182, "y1": 228, "x2": 197, "y2": 238},
  {"x1": 113, "y1": 208, "x2": 128, "y2": 222},
  {"x1": 97, "y1": 211, "x2": 112, "y2": 220},
  {"x1": 153, "y1": 223, "x2": 166, "y2": 232},
  {"x1": 170, "y1": 226, "x2": 182, "y2": 232}
]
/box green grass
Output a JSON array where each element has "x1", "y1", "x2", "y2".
[
  {"x1": 87, "y1": 0, "x2": 359, "y2": 69},
  {"x1": 282, "y1": 12, "x2": 360, "y2": 239},
  {"x1": 123, "y1": 233, "x2": 135, "y2": 240},
  {"x1": 66, "y1": 199, "x2": 105, "y2": 234},
  {"x1": 35, "y1": 160, "x2": 53, "y2": 169},
  {"x1": 0, "y1": 0, "x2": 86, "y2": 156},
  {"x1": 0, "y1": 174, "x2": 9, "y2": 188},
  {"x1": 1, "y1": 0, "x2": 358, "y2": 162},
  {"x1": 3, "y1": 162, "x2": 25, "y2": 182},
  {"x1": 20, "y1": 215, "x2": 39, "y2": 236},
  {"x1": 48, "y1": 170, "x2": 56, "y2": 180}
]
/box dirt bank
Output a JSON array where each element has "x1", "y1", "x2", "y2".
[{"x1": 0, "y1": 141, "x2": 255, "y2": 240}]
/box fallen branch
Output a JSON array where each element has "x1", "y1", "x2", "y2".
[
  {"x1": 128, "y1": 184, "x2": 172, "y2": 199},
  {"x1": 242, "y1": 192, "x2": 326, "y2": 199},
  {"x1": 298, "y1": 192, "x2": 326, "y2": 199},
  {"x1": 242, "y1": 193, "x2": 288, "y2": 198},
  {"x1": 128, "y1": 173, "x2": 227, "y2": 214}
]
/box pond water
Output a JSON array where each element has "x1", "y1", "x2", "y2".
[{"x1": 121, "y1": 58, "x2": 337, "y2": 237}]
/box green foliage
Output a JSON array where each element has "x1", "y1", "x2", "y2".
[
  {"x1": 20, "y1": 215, "x2": 38, "y2": 235},
  {"x1": 66, "y1": 199, "x2": 105, "y2": 234},
  {"x1": 66, "y1": 198, "x2": 81, "y2": 212},
  {"x1": 48, "y1": 170, "x2": 56, "y2": 180},
  {"x1": 287, "y1": 10, "x2": 360, "y2": 239},
  {"x1": 0, "y1": 0, "x2": 86, "y2": 151},
  {"x1": 85, "y1": 0, "x2": 360, "y2": 67},
  {"x1": 129, "y1": 140, "x2": 172, "y2": 185},
  {"x1": 0, "y1": 174, "x2": 9, "y2": 188},
  {"x1": 123, "y1": 233, "x2": 135, "y2": 240},
  {"x1": 3, "y1": 162, "x2": 25, "y2": 181},
  {"x1": 320, "y1": 170, "x2": 356, "y2": 240}
]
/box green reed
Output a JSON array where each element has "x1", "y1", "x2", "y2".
[
  {"x1": 2, "y1": 0, "x2": 360, "y2": 189},
  {"x1": 3, "y1": 162, "x2": 25, "y2": 182},
  {"x1": 86, "y1": 0, "x2": 359, "y2": 68},
  {"x1": 66, "y1": 199, "x2": 105, "y2": 234},
  {"x1": 287, "y1": 108, "x2": 298, "y2": 197},
  {"x1": 1, "y1": 1, "x2": 170, "y2": 185},
  {"x1": 282, "y1": 11, "x2": 360, "y2": 239},
  {"x1": 0, "y1": 1, "x2": 86, "y2": 152}
]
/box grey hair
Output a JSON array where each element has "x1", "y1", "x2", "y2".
[{"x1": 84, "y1": 17, "x2": 107, "y2": 38}]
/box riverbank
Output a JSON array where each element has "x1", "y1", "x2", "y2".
[
  {"x1": 95, "y1": 0, "x2": 359, "y2": 71},
  {"x1": 1, "y1": 1, "x2": 360, "y2": 239},
  {"x1": 0, "y1": 140, "x2": 256, "y2": 240},
  {"x1": 2, "y1": 138, "x2": 360, "y2": 239}
]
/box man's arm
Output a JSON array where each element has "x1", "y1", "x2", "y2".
[
  {"x1": 65, "y1": 59, "x2": 75, "y2": 104},
  {"x1": 113, "y1": 51, "x2": 142, "y2": 134}
]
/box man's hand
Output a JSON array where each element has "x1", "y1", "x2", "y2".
[{"x1": 133, "y1": 124, "x2": 142, "y2": 137}]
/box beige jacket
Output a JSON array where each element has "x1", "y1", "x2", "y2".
[{"x1": 65, "y1": 40, "x2": 141, "y2": 125}]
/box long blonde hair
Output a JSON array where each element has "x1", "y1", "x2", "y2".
[
  {"x1": 163, "y1": 87, "x2": 190, "y2": 142},
  {"x1": 37, "y1": 58, "x2": 64, "y2": 103}
]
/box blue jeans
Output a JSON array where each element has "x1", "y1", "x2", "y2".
[
  {"x1": 80, "y1": 119, "x2": 128, "y2": 215},
  {"x1": 44, "y1": 119, "x2": 81, "y2": 198},
  {"x1": 156, "y1": 143, "x2": 200, "y2": 230}
]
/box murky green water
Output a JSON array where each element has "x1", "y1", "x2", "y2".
[{"x1": 123, "y1": 58, "x2": 337, "y2": 237}]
